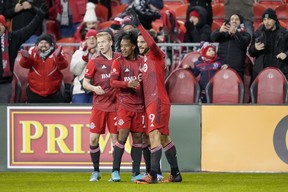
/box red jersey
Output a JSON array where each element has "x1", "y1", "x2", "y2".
[
  {"x1": 138, "y1": 25, "x2": 170, "y2": 107},
  {"x1": 85, "y1": 52, "x2": 121, "y2": 112},
  {"x1": 110, "y1": 55, "x2": 144, "y2": 112}
]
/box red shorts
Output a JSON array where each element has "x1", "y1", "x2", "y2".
[
  {"x1": 117, "y1": 107, "x2": 144, "y2": 133},
  {"x1": 89, "y1": 108, "x2": 118, "y2": 134},
  {"x1": 145, "y1": 101, "x2": 170, "y2": 135}
]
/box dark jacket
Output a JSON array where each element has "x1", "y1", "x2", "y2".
[
  {"x1": 184, "y1": 6, "x2": 211, "y2": 43},
  {"x1": 211, "y1": 26, "x2": 251, "y2": 78},
  {"x1": 188, "y1": 0, "x2": 212, "y2": 26},
  {"x1": 248, "y1": 23, "x2": 288, "y2": 79},
  {"x1": 125, "y1": 0, "x2": 161, "y2": 30},
  {"x1": 189, "y1": 56, "x2": 223, "y2": 91},
  {"x1": 0, "y1": 10, "x2": 45, "y2": 84},
  {"x1": 4, "y1": 0, "x2": 45, "y2": 33}
]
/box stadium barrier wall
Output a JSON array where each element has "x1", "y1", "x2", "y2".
[
  {"x1": 0, "y1": 104, "x2": 201, "y2": 172},
  {"x1": 1, "y1": 104, "x2": 288, "y2": 172}
]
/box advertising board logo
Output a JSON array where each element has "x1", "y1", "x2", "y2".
[{"x1": 273, "y1": 115, "x2": 288, "y2": 164}]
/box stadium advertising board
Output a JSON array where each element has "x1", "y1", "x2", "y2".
[
  {"x1": 201, "y1": 106, "x2": 288, "y2": 172},
  {"x1": 7, "y1": 106, "x2": 138, "y2": 169}
]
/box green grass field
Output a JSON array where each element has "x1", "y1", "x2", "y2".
[{"x1": 1, "y1": 172, "x2": 288, "y2": 192}]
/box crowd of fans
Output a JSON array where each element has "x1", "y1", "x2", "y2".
[{"x1": 0, "y1": 0, "x2": 288, "y2": 104}]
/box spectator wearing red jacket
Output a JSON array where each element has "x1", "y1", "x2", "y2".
[{"x1": 19, "y1": 34, "x2": 68, "y2": 103}]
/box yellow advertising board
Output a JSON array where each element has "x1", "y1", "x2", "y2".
[{"x1": 202, "y1": 105, "x2": 288, "y2": 172}]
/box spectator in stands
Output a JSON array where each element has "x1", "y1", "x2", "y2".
[
  {"x1": 184, "y1": 6, "x2": 211, "y2": 49},
  {"x1": 224, "y1": 0, "x2": 254, "y2": 37},
  {"x1": 211, "y1": 13, "x2": 251, "y2": 79},
  {"x1": 74, "y1": 2, "x2": 98, "y2": 43},
  {"x1": 70, "y1": 29, "x2": 98, "y2": 103},
  {"x1": 4, "y1": 0, "x2": 48, "y2": 44},
  {"x1": 19, "y1": 34, "x2": 68, "y2": 103},
  {"x1": 59, "y1": 0, "x2": 86, "y2": 39},
  {"x1": 183, "y1": 42, "x2": 226, "y2": 103},
  {"x1": 46, "y1": 0, "x2": 62, "y2": 21},
  {"x1": 124, "y1": 0, "x2": 164, "y2": 30},
  {"x1": 248, "y1": 8, "x2": 288, "y2": 80},
  {"x1": 0, "y1": 5, "x2": 47, "y2": 103},
  {"x1": 188, "y1": 0, "x2": 212, "y2": 27}
]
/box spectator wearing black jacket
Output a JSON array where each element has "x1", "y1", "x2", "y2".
[
  {"x1": 184, "y1": 6, "x2": 211, "y2": 46},
  {"x1": 4, "y1": 0, "x2": 47, "y2": 43},
  {"x1": 211, "y1": 13, "x2": 251, "y2": 79},
  {"x1": 0, "y1": 4, "x2": 47, "y2": 103},
  {"x1": 188, "y1": 0, "x2": 212, "y2": 26},
  {"x1": 248, "y1": 8, "x2": 288, "y2": 80}
]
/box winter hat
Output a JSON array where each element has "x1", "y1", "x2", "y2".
[
  {"x1": 83, "y1": 2, "x2": 98, "y2": 23},
  {"x1": 230, "y1": 14, "x2": 244, "y2": 24},
  {"x1": 121, "y1": 16, "x2": 136, "y2": 29},
  {"x1": 200, "y1": 42, "x2": 216, "y2": 60},
  {"x1": 85, "y1": 29, "x2": 97, "y2": 39},
  {"x1": 36, "y1": 34, "x2": 54, "y2": 46},
  {"x1": 0, "y1": 15, "x2": 6, "y2": 26},
  {"x1": 149, "y1": 0, "x2": 164, "y2": 10},
  {"x1": 189, "y1": 10, "x2": 200, "y2": 18},
  {"x1": 262, "y1": 8, "x2": 278, "y2": 22}
]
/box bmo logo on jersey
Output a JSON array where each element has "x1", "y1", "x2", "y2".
[
  {"x1": 101, "y1": 73, "x2": 110, "y2": 79},
  {"x1": 124, "y1": 74, "x2": 142, "y2": 82}
]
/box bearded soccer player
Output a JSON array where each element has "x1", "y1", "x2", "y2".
[
  {"x1": 109, "y1": 29, "x2": 145, "y2": 182},
  {"x1": 83, "y1": 31, "x2": 120, "y2": 182},
  {"x1": 132, "y1": 11, "x2": 182, "y2": 184}
]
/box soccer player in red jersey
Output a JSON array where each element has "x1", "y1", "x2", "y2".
[
  {"x1": 109, "y1": 29, "x2": 145, "y2": 182},
  {"x1": 83, "y1": 31, "x2": 120, "y2": 182},
  {"x1": 131, "y1": 11, "x2": 182, "y2": 184}
]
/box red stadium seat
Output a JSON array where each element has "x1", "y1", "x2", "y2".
[
  {"x1": 212, "y1": 3, "x2": 225, "y2": 23},
  {"x1": 98, "y1": 20, "x2": 114, "y2": 30},
  {"x1": 111, "y1": 4, "x2": 128, "y2": 19},
  {"x1": 179, "y1": 51, "x2": 201, "y2": 69},
  {"x1": 10, "y1": 73, "x2": 22, "y2": 103},
  {"x1": 95, "y1": 3, "x2": 109, "y2": 22},
  {"x1": 253, "y1": 3, "x2": 267, "y2": 23},
  {"x1": 46, "y1": 20, "x2": 60, "y2": 41},
  {"x1": 175, "y1": 4, "x2": 188, "y2": 22},
  {"x1": 56, "y1": 38, "x2": 76, "y2": 55},
  {"x1": 165, "y1": 68, "x2": 200, "y2": 104},
  {"x1": 257, "y1": 0, "x2": 284, "y2": 9},
  {"x1": 14, "y1": 52, "x2": 29, "y2": 103},
  {"x1": 250, "y1": 67, "x2": 288, "y2": 104},
  {"x1": 275, "y1": 4, "x2": 288, "y2": 23},
  {"x1": 211, "y1": 20, "x2": 222, "y2": 32},
  {"x1": 206, "y1": 68, "x2": 244, "y2": 104},
  {"x1": 163, "y1": 0, "x2": 185, "y2": 11}
]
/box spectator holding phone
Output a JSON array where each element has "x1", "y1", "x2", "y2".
[
  {"x1": 248, "y1": 8, "x2": 288, "y2": 80},
  {"x1": 211, "y1": 13, "x2": 251, "y2": 79}
]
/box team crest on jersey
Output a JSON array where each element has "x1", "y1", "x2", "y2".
[
  {"x1": 90, "y1": 122, "x2": 96, "y2": 129},
  {"x1": 112, "y1": 68, "x2": 117, "y2": 72},
  {"x1": 142, "y1": 63, "x2": 148, "y2": 72},
  {"x1": 118, "y1": 119, "x2": 124, "y2": 126}
]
